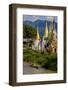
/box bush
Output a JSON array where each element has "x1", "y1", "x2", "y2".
[
  {"x1": 41, "y1": 53, "x2": 57, "y2": 71},
  {"x1": 23, "y1": 49, "x2": 57, "y2": 71}
]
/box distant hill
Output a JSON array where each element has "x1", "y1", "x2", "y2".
[{"x1": 23, "y1": 20, "x2": 57, "y2": 36}]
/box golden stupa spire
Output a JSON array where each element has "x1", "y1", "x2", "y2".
[
  {"x1": 44, "y1": 21, "x2": 49, "y2": 38},
  {"x1": 53, "y1": 23, "x2": 57, "y2": 38},
  {"x1": 49, "y1": 23, "x2": 52, "y2": 33},
  {"x1": 36, "y1": 27, "x2": 40, "y2": 40}
]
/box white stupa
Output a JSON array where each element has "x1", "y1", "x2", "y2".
[{"x1": 32, "y1": 27, "x2": 41, "y2": 50}]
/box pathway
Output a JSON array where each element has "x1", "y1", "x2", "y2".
[{"x1": 23, "y1": 62, "x2": 56, "y2": 74}]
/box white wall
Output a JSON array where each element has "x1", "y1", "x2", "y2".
[{"x1": 0, "y1": 0, "x2": 68, "y2": 90}]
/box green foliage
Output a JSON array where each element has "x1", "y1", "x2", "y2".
[
  {"x1": 23, "y1": 24, "x2": 36, "y2": 38},
  {"x1": 23, "y1": 49, "x2": 57, "y2": 71},
  {"x1": 42, "y1": 53, "x2": 57, "y2": 71}
]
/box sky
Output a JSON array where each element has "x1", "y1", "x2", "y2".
[{"x1": 23, "y1": 15, "x2": 57, "y2": 22}]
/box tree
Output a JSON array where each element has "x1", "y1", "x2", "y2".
[{"x1": 23, "y1": 24, "x2": 36, "y2": 38}]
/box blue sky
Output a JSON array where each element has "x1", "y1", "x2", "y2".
[{"x1": 23, "y1": 15, "x2": 57, "y2": 22}]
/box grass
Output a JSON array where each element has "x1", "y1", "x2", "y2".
[{"x1": 23, "y1": 48, "x2": 57, "y2": 71}]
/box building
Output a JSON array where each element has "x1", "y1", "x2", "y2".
[
  {"x1": 32, "y1": 27, "x2": 41, "y2": 51},
  {"x1": 32, "y1": 20, "x2": 57, "y2": 53}
]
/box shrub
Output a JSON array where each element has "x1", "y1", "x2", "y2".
[
  {"x1": 23, "y1": 49, "x2": 57, "y2": 71},
  {"x1": 41, "y1": 53, "x2": 57, "y2": 71}
]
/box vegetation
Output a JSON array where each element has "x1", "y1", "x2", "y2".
[
  {"x1": 23, "y1": 24, "x2": 36, "y2": 38},
  {"x1": 23, "y1": 48, "x2": 57, "y2": 71},
  {"x1": 23, "y1": 24, "x2": 57, "y2": 72}
]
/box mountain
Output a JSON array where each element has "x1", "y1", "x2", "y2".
[{"x1": 23, "y1": 20, "x2": 57, "y2": 36}]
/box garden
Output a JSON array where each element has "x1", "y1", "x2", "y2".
[{"x1": 23, "y1": 48, "x2": 57, "y2": 71}]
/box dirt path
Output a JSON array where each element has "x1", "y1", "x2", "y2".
[{"x1": 23, "y1": 62, "x2": 56, "y2": 74}]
